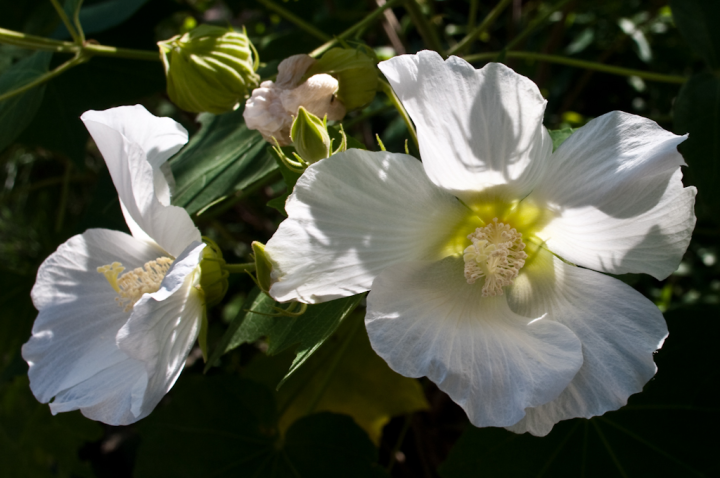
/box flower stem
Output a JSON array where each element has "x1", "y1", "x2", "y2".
[
  {"x1": 72, "y1": 0, "x2": 86, "y2": 44},
  {"x1": 49, "y1": 0, "x2": 81, "y2": 44},
  {"x1": 379, "y1": 79, "x2": 418, "y2": 149},
  {"x1": 463, "y1": 50, "x2": 687, "y2": 84},
  {"x1": 309, "y1": 0, "x2": 403, "y2": 58},
  {"x1": 448, "y1": 0, "x2": 512, "y2": 56},
  {"x1": 402, "y1": 0, "x2": 445, "y2": 56},
  {"x1": 0, "y1": 27, "x2": 160, "y2": 61},
  {"x1": 386, "y1": 414, "x2": 412, "y2": 472},
  {"x1": 504, "y1": 0, "x2": 573, "y2": 53},
  {"x1": 224, "y1": 262, "x2": 257, "y2": 274},
  {"x1": 255, "y1": 0, "x2": 332, "y2": 42},
  {"x1": 0, "y1": 52, "x2": 88, "y2": 103}
]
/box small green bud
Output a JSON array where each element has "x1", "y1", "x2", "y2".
[
  {"x1": 305, "y1": 47, "x2": 378, "y2": 111},
  {"x1": 251, "y1": 241, "x2": 273, "y2": 295},
  {"x1": 291, "y1": 107, "x2": 331, "y2": 163},
  {"x1": 158, "y1": 25, "x2": 260, "y2": 114},
  {"x1": 198, "y1": 238, "x2": 229, "y2": 308}
]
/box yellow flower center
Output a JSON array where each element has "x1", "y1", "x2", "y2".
[
  {"x1": 463, "y1": 218, "x2": 527, "y2": 296},
  {"x1": 97, "y1": 258, "x2": 174, "y2": 312}
]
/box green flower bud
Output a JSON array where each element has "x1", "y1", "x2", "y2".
[
  {"x1": 305, "y1": 47, "x2": 378, "y2": 111},
  {"x1": 251, "y1": 241, "x2": 273, "y2": 295},
  {"x1": 198, "y1": 238, "x2": 229, "y2": 308},
  {"x1": 158, "y1": 25, "x2": 260, "y2": 114},
  {"x1": 291, "y1": 107, "x2": 331, "y2": 163}
]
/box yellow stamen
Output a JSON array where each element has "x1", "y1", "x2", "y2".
[{"x1": 98, "y1": 257, "x2": 174, "y2": 312}]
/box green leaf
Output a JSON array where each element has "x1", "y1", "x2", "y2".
[
  {"x1": 134, "y1": 375, "x2": 389, "y2": 478},
  {"x1": 247, "y1": 311, "x2": 429, "y2": 445},
  {"x1": 438, "y1": 304, "x2": 720, "y2": 478},
  {"x1": 18, "y1": 57, "x2": 165, "y2": 167},
  {"x1": 670, "y1": 0, "x2": 720, "y2": 69},
  {"x1": 204, "y1": 287, "x2": 277, "y2": 372},
  {"x1": 673, "y1": 72, "x2": 720, "y2": 219},
  {"x1": 54, "y1": 0, "x2": 151, "y2": 38},
  {"x1": 0, "y1": 51, "x2": 52, "y2": 153},
  {"x1": 548, "y1": 127, "x2": 575, "y2": 152},
  {"x1": 170, "y1": 106, "x2": 278, "y2": 215},
  {"x1": 233, "y1": 294, "x2": 364, "y2": 387},
  {"x1": 0, "y1": 376, "x2": 103, "y2": 478}
]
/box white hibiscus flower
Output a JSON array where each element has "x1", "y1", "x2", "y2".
[
  {"x1": 263, "y1": 51, "x2": 696, "y2": 436},
  {"x1": 22, "y1": 105, "x2": 209, "y2": 425}
]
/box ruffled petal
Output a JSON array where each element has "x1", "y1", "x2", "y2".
[
  {"x1": 81, "y1": 106, "x2": 201, "y2": 257},
  {"x1": 530, "y1": 111, "x2": 695, "y2": 279},
  {"x1": 365, "y1": 257, "x2": 583, "y2": 428},
  {"x1": 378, "y1": 52, "x2": 552, "y2": 203},
  {"x1": 506, "y1": 247, "x2": 668, "y2": 436},
  {"x1": 116, "y1": 242, "x2": 205, "y2": 419},
  {"x1": 22, "y1": 229, "x2": 165, "y2": 425},
  {"x1": 265, "y1": 150, "x2": 472, "y2": 303}
]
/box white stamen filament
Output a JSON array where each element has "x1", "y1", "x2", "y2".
[
  {"x1": 97, "y1": 258, "x2": 173, "y2": 311},
  {"x1": 463, "y1": 218, "x2": 527, "y2": 296}
]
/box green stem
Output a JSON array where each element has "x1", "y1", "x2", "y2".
[
  {"x1": 379, "y1": 79, "x2": 418, "y2": 149},
  {"x1": 0, "y1": 27, "x2": 160, "y2": 61},
  {"x1": 0, "y1": 52, "x2": 88, "y2": 103},
  {"x1": 504, "y1": 0, "x2": 573, "y2": 52},
  {"x1": 224, "y1": 262, "x2": 257, "y2": 274},
  {"x1": 304, "y1": 315, "x2": 362, "y2": 416},
  {"x1": 464, "y1": 51, "x2": 687, "y2": 84},
  {"x1": 449, "y1": 0, "x2": 512, "y2": 56},
  {"x1": 255, "y1": 0, "x2": 331, "y2": 42},
  {"x1": 403, "y1": 0, "x2": 445, "y2": 56},
  {"x1": 309, "y1": 0, "x2": 403, "y2": 58},
  {"x1": 49, "y1": 0, "x2": 81, "y2": 44},
  {"x1": 72, "y1": 0, "x2": 85, "y2": 44}
]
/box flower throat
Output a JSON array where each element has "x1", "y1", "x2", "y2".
[
  {"x1": 463, "y1": 218, "x2": 527, "y2": 296},
  {"x1": 97, "y1": 258, "x2": 173, "y2": 311}
]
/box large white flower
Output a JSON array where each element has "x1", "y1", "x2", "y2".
[
  {"x1": 22, "y1": 105, "x2": 208, "y2": 425},
  {"x1": 264, "y1": 51, "x2": 696, "y2": 436}
]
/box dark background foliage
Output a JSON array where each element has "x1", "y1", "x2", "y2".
[{"x1": 0, "y1": 0, "x2": 718, "y2": 476}]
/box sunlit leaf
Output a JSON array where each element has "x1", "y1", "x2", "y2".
[
  {"x1": 135, "y1": 375, "x2": 389, "y2": 478},
  {"x1": 170, "y1": 106, "x2": 278, "y2": 215},
  {"x1": 0, "y1": 51, "x2": 52, "y2": 153},
  {"x1": 0, "y1": 376, "x2": 102, "y2": 478},
  {"x1": 548, "y1": 127, "x2": 575, "y2": 152},
  {"x1": 246, "y1": 311, "x2": 429, "y2": 444},
  {"x1": 438, "y1": 304, "x2": 720, "y2": 477}
]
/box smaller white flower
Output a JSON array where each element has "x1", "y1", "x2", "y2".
[
  {"x1": 244, "y1": 54, "x2": 346, "y2": 145},
  {"x1": 22, "y1": 105, "x2": 207, "y2": 425}
]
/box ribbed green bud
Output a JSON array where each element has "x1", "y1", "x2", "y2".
[
  {"x1": 198, "y1": 238, "x2": 229, "y2": 308},
  {"x1": 158, "y1": 25, "x2": 260, "y2": 114},
  {"x1": 291, "y1": 107, "x2": 331, "y2": 163},
  {"x1": 251, "y1": 241, "x2": 273, "y2": 295},
  {"x1": 304, "y1": 47, "x2": 378, "y2": 111}
]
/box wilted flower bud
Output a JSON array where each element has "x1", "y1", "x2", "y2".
[
  {"x1": 158, "y1": 25, "x2": 260, "y2": 114},
  {"x1": 291, "y1": 107, "x2": 331, "y2": 163},
  {"x1": 244, "y1": 54, "x2": 346, "y2": 145},
  {"x1": 305, "y1": 47, "x2": 378, "y2": 110}
]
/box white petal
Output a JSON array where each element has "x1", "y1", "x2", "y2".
[
  {"x1": 365, "y1": 257, "x2": 583, "y2": 428},
  {"x1": 275, "y1": 54, "x2": 317, "y2": 89},
  {"x1": 265, "y1": 150, "x2": 472, "y2": 303},
  {"x1": 280, "y1": 73, "x2": 346, "y2": 121},
  {"x1": 378, "y1": 52, "x2": 552, "y2": 203},
  {"x1": 530, "y1": 111, "x2": 696, "y2": 279},
  {"x1": 506, "y1": 247, "x2": 668, "y2": 436},
  {"x1": 81, "y1": 106, "x2": 201, "y2": 257},
  {"x1": 22, "y1": 229, "x2": 165, "y2": 425},
  {"x1": 116, "y1": 242, "x2": 205, "y2": 419}
]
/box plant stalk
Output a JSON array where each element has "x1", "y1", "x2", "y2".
[
  {"x1": 449, "y1": 0, "x2": 513, "y2": 56},
  {"x1": 379, "y1": 79, "x2": 419, "y2": 149}
]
